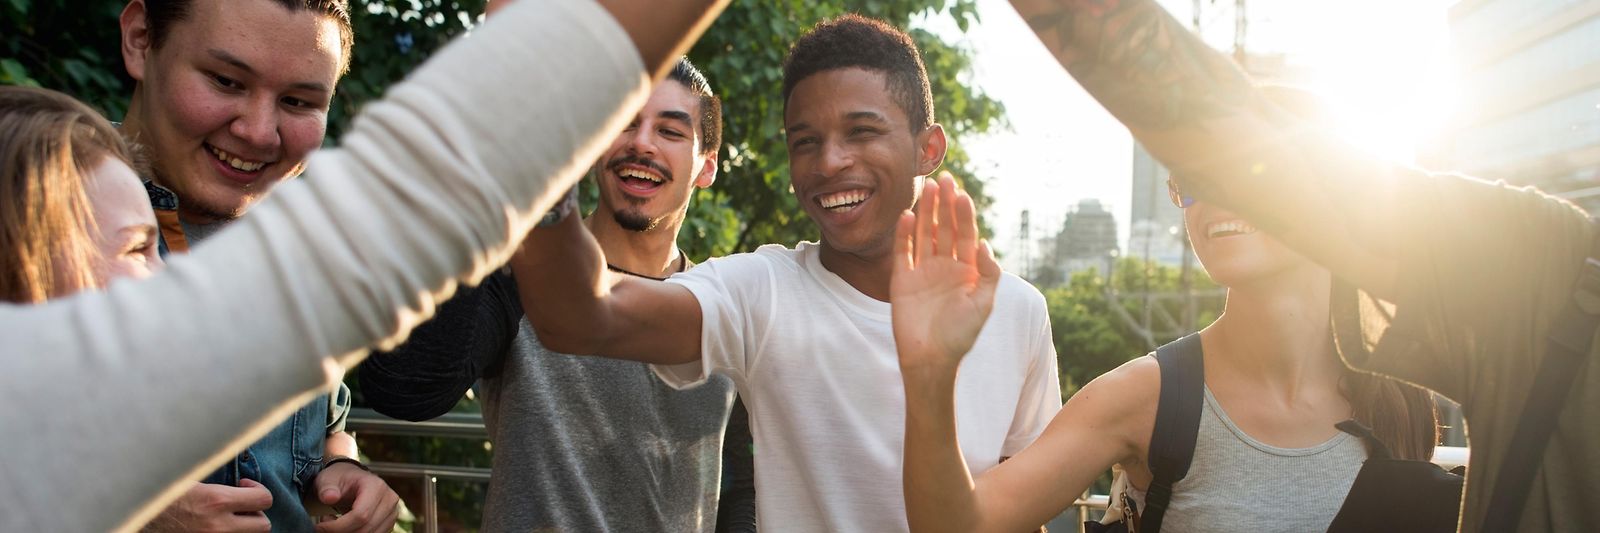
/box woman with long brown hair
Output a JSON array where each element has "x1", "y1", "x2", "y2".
[
  {"x1": 896, "y1": 88, "x2": 1440, "y2": 532},
  {"x1": 0, "y1": 86, "x2": 161, "y2": 304}
]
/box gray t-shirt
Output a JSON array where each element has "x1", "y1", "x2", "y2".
[{"x1": 360, "y1": 270, "x2": 738, "y2": 532}]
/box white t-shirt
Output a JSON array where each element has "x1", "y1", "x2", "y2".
[{"x1": 656, "y1": 242, "x2": 1061, "y2": 532}]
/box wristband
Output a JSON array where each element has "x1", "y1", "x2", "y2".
[{"x1": 322, "y1": 456, "x2": 371, "y2": 473}]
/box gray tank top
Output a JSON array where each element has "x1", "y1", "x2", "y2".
[{"x1": 1156, "y1": 386, "x2": 1367, "y2": 532}]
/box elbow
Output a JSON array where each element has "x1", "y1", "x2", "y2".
[{"x1": 530, "y1": 322, "x2": 596, "y2": 355}]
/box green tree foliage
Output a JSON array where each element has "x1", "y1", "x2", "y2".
[
  {"x1": 1043, "y1": 258, "x2": 1223, "y2": 398},
  {"x1": 1, "y1": 0, "x2": 131, "y2": 117}
]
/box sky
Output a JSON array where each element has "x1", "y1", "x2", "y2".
[{"x1": 921, "y1": 0, "x2": 1457, "y2": 272}]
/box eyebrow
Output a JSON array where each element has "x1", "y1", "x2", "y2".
[
  {"x1": 786, "y1": 110, "x2": 893, "y2": 135},
  {"x1": 846, "y1": 111, "x2": 890, "y2": 124},
  {"x1": 207, "y1": 49, "x2": 331, "y2": 93},
  {"x1": 658, "y1": 110, "x2": 693, "y2": 127},
  {"x1": 119, "y1": 224, "x2": 158, "y2": 243}
]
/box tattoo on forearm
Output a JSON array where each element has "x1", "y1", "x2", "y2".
[{"x1": 1024, "y1": 0, "x2": 1255, "y2": 130}]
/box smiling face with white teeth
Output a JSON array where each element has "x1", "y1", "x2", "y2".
[
  {"x1": 785, "y1": 67, "x2": 945, "y2": 262},
  {"x1": 593, "y1": 81, "x2": 717, "y2": 234},
  {"x1": 1184, "y1": 199, "x2": 1317, "y2": 288},
  {"x1": 120, "y1": 0, "x2": 344, "y2": 224}
]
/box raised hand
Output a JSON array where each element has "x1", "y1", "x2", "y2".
[{"x1": 891, "y1": 172, "x2": 1002, "y2": 373}]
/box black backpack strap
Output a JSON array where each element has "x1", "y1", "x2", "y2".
[
  {"x1": 1481, "y1": 257, "x2": 1600, "y2": 530},
  {"x1": 1141, "y1": 333, "x2": 1206, "y2": 533}
]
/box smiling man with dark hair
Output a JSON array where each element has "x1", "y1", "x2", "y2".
[
  {"x1": 358, "y1": 57, "x2": 754, "y2": 533},
  {"x1": 513, "y1": 15, "x2": 1061, "y2": 532}
]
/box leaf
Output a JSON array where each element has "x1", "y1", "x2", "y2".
[{"x1": 0, "y1": 58, "x2": 37, "y2": 86}]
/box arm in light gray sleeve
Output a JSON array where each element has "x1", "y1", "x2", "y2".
[{"x1": 0, "y1": 1, "x2": 647, "y2": 531}]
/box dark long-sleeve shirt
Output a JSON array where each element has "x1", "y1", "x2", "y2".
[{"x1": 360, "y1": 269, "x2": 756, "y2": 532}]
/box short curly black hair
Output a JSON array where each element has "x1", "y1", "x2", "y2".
[{"x1": 782, "y1": 14, "x2": 934, "y2": 132}]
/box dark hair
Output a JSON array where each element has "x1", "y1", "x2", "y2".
[
  {"x1": 0, "y1": 86, "x2": 141, "y2": 303},
  {"x1": 666, "y1": 57, "x2": 722, "y2": 156},
  {"x1": 1331, "y1": 281, "x2": 1440, "y2": 461},
  {"x1": 143, "y1": 0, "x2": 354, "y2": 75},
  {"x1": 1257, "y1": 84, "x2": 1441, "y2": 461},
  {"x1": 781, "y1": 14, "x2": 934, "y2": 132}
]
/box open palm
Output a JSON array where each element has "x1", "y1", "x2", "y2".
[{"x1": 891, "y1": 173, "x2": 1002, "y2": 371}]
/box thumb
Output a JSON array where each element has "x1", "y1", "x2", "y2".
[
  {"x1": 320, "y1": 484, "x2": 342, "y2": 505},
  {"x1": 315, "y1": 473, "x2": 343, "y2": 505},
  {"x1": 976, "y1": 240, "x2": 1001, "y2": 282}
]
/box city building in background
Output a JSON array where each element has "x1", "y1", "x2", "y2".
[
  {"x1": 1030, "y1": 199, "x2": 1120, "y2": 286},
  {"x1": 1445, "y1": 0, "x2": 1600, "y2": 210}
]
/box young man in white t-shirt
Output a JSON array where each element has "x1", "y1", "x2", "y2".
[{"x1": 512, "y1": 14, "x2": 1061, "y2": 532}]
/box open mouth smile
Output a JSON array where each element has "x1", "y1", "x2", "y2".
[
  {"x1": 206, "y1": 143, "x2": 268, "y2": 173},
  {"x1": 817, "y1": 189, "x2": 872, "y2": 213},
  {"x1": 1206, "y1": 219, "x2": 1257, "y2": 239}
]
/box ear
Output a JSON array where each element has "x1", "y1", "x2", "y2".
[
  {"x1": 693, "y1": 150, "x2": 718, "y2": 189},
  {"x1": 120, "y1": 0, "x2": 153, "y2": 82},
  {"x1": 915, "y1": 123, "x2": 947, "y2": 177}
]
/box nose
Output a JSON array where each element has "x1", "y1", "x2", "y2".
[
  {"x1": 229, "y1": 95, "x2": 281, "y2": 154},
  {"x1": 625, "y1": 123, "x2": 658, "y2": 157},
  {"x1": 817, "y1": 139, "x2": 853, "y2": 177}
]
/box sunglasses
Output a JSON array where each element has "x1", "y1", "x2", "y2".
[{"x1": 1167, "y1": 178, "x2": 1196, "y2": 209}]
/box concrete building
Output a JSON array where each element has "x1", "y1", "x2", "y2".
[
  {"x1": 1445, "y1": 0, "x2": 1600, "y2": 210},
  {"x1": 1051, "y1": 198, "x2": 1120, "y2": 275}
]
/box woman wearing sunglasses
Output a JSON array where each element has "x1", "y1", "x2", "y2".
[{"x1": 898, "y1": 88, "x2": 1442, "y2": 532}]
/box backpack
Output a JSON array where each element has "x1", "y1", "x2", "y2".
[
  {"x1": 1085, "y1": 333, "x2": 1466, "y2": 533},
  {"x1": 1082, "y1": 333, "x2": 1205, "y2": 533}
]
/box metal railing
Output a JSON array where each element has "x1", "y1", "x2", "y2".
[
  {"x1": 349, "y1": 408, "x2": 1471, "y2": 533},
  {"x1": 348, "y1": 409, "x2": 490, "y2": 533}
]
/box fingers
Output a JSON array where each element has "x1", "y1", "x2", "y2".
[
  {"x1": 313, "y1": 487, "x2": 371, "y2": 533},
  {"x1": 224, "y1": 511, "x2": 272, "y2": 533},
  {"x1": 224, "y1": 479, "x2": 275, "y2": 513},
  {"x1": 915, "y1": 178, "x2": 939, "y2": 261},
  {"x1": 937, "y1": 172, "x2": 958, "y2": 260},
  {"x1": 313, "y1": 479, "x2": 401, "y2": 533},
  {"x1": 952, "y1": 183, "x2": 978, "y2": 266},
  {"x1": 893, "y1": 210, "x2": 915, "y2": 275},
  {"x1": 368, "y1": 495, "x2": 402, "y2": 533},
  {"x1": 314, "y1": 512, "x2": 362, "y2": 533}
]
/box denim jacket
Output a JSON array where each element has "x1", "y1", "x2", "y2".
[{"x1": 145, "y1": 180, "x2": 353, "y2": 531}]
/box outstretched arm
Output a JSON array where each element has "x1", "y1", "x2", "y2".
[
  {"x1": 1009, "y1": 0, "x2": 1401, "y2": 297},
  {"x1": 896, "y1": 175, "x2": 1154, "y2": 532},
  {"x1": 508, "y1": 208, "x2": 703, "y2": 365}
]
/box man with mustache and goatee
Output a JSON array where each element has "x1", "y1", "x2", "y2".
[{"x1": 359, "y1": 58, "x2": 755, "y2": 532}]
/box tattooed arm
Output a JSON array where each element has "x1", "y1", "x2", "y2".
[{"x1": 1012, "y1": 0, "x2": 1401, "y2": 298}]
